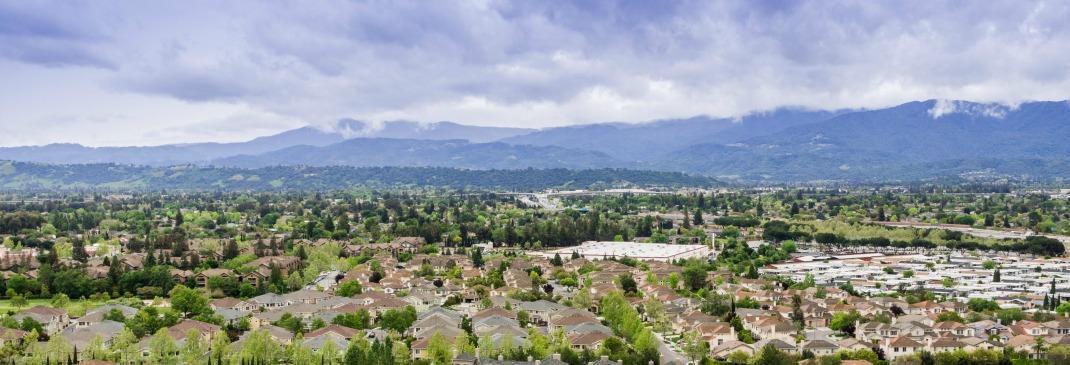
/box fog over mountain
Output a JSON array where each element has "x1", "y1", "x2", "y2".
[{"x1": 1, "y1": 100, "x2": 1069, "y2": 182}]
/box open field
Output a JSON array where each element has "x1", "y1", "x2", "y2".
[{"x1": 0, "y1": 298, "x2": 110, "y2": 317}]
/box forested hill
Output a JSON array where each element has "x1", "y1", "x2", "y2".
[{"x1": 0, "y1": 161, "x2": 719, "y2": 191}]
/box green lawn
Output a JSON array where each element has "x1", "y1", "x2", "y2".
[{"x1": 0, "y1": 298, "x2": 110, "y2": 317}]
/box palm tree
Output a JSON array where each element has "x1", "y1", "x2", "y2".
[{"x1": 1034, "y1": 335, "x2": 1048, "y2": 361}]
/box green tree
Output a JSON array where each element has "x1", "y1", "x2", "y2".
[
  {"x1": 379, "y1": 306, "x2": 417, "y2": 333},
  {"x1": 335, "y1": 280, "x2": 363, "y2": 297},
  {"x1": 517, "y1": 310, "x2": 530, "y2": 327},
  {"x1": 680, "y1": 329, "x2": 708, "y2": 363},
  {"x1": 619, "y1": 273, "x2": 638, "y2": 294},
  {"x1": 148, "y1": 328, "x2": 179, "y2": 365},
  {"x1": 169, "y1": 285, "x2": 209, "y2": 317},
  {"x1": 1048, "y1": 345, "x2": 1070, "y2": 365},
  {"x1": 181, "y1": 328, "x2": 207, "y2": 365},
  {"x1": 726, "y1": 350, "x2": 750, "y2": 364},
  {"x1": 573, "y1": 288, "x2": 593, "y2": 310},
  {"x1": 50, "y1": 293, "x2": 70, "y2": 309},
  {"x1": 829, "y1": 311, "x2": 861, "y2": 336},
  {"x1": 10, "y1": 294, "x2": 28, "y2": 309},
  {"x1": 751, "y1": 344, "x2": 794, "y2": 365},
  {"x1": 683, "y1": 264, "x2": 708, "y2": 291},
  {"x1": 427, "y1": 331, "x2": 453, "y2": 365},
  {"x1": 239, "y1": 329, "x2": 284, "y2": 364}
]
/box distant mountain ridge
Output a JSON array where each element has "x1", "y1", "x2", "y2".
[
  {"x1": 0, "y1": 100, "x2": 1068, "y2": 182},
  {"x1": 0, "y1": 161, "x2": 718, "y2": 190},
  {"x1": 213, "y1": 138, "x2": 630, "y2": 170},
  {"x1": 498, "y1": 109, "x2": 844, "y2": 161}
]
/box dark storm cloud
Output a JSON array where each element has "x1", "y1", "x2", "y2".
[{"x1": 0, "y1": 1, "x2": 115, "y2": 68}]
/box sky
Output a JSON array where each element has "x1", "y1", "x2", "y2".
[{"x1": 1, "y1": 1, "x2": 1069, "y2": 147}]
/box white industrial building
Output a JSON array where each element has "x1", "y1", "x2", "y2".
[{"x1": 543, "y1": 241, "x2": 711, "y2": 262}]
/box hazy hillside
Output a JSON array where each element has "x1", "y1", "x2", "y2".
[
  {"x1": 212, "y1": 138, "x2": 629, "y2": 170},
  {"x1": 0, "y1": 143, "x2": 203, "y2": 166},
  {"x1": 1, "y1": 100, "x2": 1068, "y2": 182},
  {"x1": 330, "y1": 120, "x2": 534, "y2": 143},
  {"x1": 666, "y1": 100, "x2": 1070, "y2": 181},
  {"x1": 498, "y1": 109, "x2": 841, "y2": 160},
  {"x1": 0, "y1": 161, "x2": 717, "y2": 190}
]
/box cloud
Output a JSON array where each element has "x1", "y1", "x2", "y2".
[
  {"x1": 0, "y1": 1, "x2": 116, "y2": 68},
  {"x1": 1, "y1": 0, "x2": 1070, "y2": 145},
  {"x1": 928, "y1": 99, "x2": 1018, "y2": 119}
]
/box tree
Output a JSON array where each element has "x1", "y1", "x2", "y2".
[
  {"x1": 240, "y1": 329, "x2": 284, "y2": 364},
  {"x1": 10, "y1": 294, "x2": 28, "y2": 309},
  {"x1": 902, "y1": 270, "x2": 915, "y2": 278},
  {"x1": 209, "y1": 330, "x2": 232, "y2": 362},
  {"x1": 982, "y1": 260, "x2": 997, "y2": 270},
  {"x1": 619, "y1": 273, "x2": 637, "y2": 294},
  {"x1": 551, "y1": 253, "x2": 563, "y2": 266},
  {"x1": 644, "y1": 299, "x2": 670, "y2": 333},
  {"x1": 790, "y1": 294, "x2": 805, "y2": 330},
  {"x1": 680, "y1": 330, "x2": 708, "y2": 364},
  {"x1": 20, "y1": 317, "x2": 44, "y2": 333},
  {"x1": 517, "y1": 310, "x2": 530, "y2": 327},
  {"x1": 782, "y1": 241, "x2": 797, "y2": 254},
  {"x1": 683, "y1": 264, "x2": 707, "y2": 291},
  {"x1": 471, "y1": 247, "x2": 484, "y2": 268},
  {"x1": 148, "y1": 328, "x2": 179, "y2": 365},
  {"x1": 935, "y1": 311, "x2": 966, "y2": 324},
  {"x1": 111, "y1": 328, "x2": 140, "y2": 364},
  {"x1": 994, "y1": 268, "x2": 1001, "y2": 282},
  {"x1": 290, "y1": 335, "x2": 315, "y2": 365},
  {"x1": 169, "y1": 285, "x2": 209, "y2": 317},
  {"x1": 379, "y1": 306, "x2": 417, "y2": 333},
  {"x1": 331, "y1": 309, "x2": 372, "y2": 330},
  {"x1": 427, "y1": 331, "x2": 453, "y2": 365},
  {"x1": 222, "y1": 239, "x2": 240, "y2": 261},
  {"x1": 700, "y1": 292, "x2": 733, "y2": 317},
  {"x1": 1049, "y1": 345, "x2": 1070, "y2": 365},
  {"x1": 181, "y1": 328, "x2": 207, "y2": 365},
  {"x1": 829, "y1": 311, "x2": 861, "y2": 336},
  {"x1": 335, "y1": 280, "x2": 363, "y2": 297},
  {"x1": 573, "y1": 288, "x2": 593, "y2": 310},
  {"x1": 726, "y1": 350, "x2": 750, "y2": 365},
  {"x1": 751, "y1": 344, "x2": 794, "y2": 365},
  {"x1": 1034, "y1": 335, "x2": 1049, "y2": 361}
]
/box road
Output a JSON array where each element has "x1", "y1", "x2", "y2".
[
  {"x1": 872, "y1": 222, "x2": 1070, "y2": 244},
  {"x1": 517, "y1": 194, "x2": 561, "y2": 211},
  {"x1": 306, "y1": 270, "x2": 341, "y2": 290},
  {"x1": 653, "y1": 332, "x2": 689, "y2": 365}
]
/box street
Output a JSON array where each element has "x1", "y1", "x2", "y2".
[{"x1": 653, "y1": 331, "x2": 689, "y2": 365}]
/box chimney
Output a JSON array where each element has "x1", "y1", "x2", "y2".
[
  {"x1": 499, "y1": 354, "x2": 504, "y2": 361},
  {"x1": 617, "y1": 360, "x2": 623, "y2": 365},
  {"x1": 528, "y1": 356, "x2": 534, "y2": 362},
  {"x1": 536, "y1": 361, "x2": 541, "y2": 365},
  {"x1": 601, "y1": 355, "x2": 610, "y2": 362},
  {"x1": 552, "y1": 353, "x2": 561, "y2": 361}
]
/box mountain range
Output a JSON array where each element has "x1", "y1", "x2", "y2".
[{"x1": 2, "y1": 99, "x2": 1068, "y2": 182}]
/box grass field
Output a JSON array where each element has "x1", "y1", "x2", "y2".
[{"x1": 0, "y1": 298, "x2": 110, "y2": 317}]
